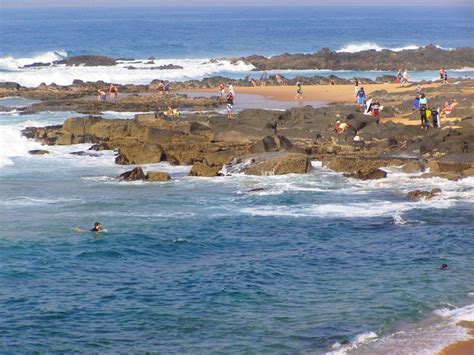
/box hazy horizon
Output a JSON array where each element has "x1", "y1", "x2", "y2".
[{"x1": 2, "y1": 0, "x2": 473, "y2": 8}]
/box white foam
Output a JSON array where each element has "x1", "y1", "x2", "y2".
[
  {"x1": 0, "y1": 55, "x2": 255, "y2": 87},
  {"x1": 336, "y1": 42, "x2": 422, "y2": 53},
  {"x1": 240, "y1": 198, "x2": 454, "y2": 219},
  {"x1": 435, "y1": 303, "x2": 474, "y2": 322},
  {"x1": 0, "y1": 124, "x2": 42, "y2": 168},
  {"x1": 328, "y1": 331, "x2": 378, "y2": 355},
  {"x1": 0, "y1": 50, "x2": 67, "y2": 71}
]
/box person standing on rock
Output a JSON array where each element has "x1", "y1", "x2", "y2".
[
  {"x1": 371, "y1": 98, "x2": 381, "y2": 124},
  {"x1": 295, "y1": 81, "x2": 303, "y2": 100},
  {"x1": 109, "y1": 84, "x2": 118, "y2": 101},
  {"x1": 226, "y1": 91, "x2": 234, "y2": 120},
  {"x1": 218, "y1": 83, "x2": 225, "y2": 100},
  {"x1": 228, "y1": 84, "x2": 235, "y2": 96}
]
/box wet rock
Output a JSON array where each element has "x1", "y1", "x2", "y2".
[
  {"x1": 189, "y1": 162, "x2": 222, "y2": 177},
  {"x1": 401, "y1": 162, "x2": 426, "y2": 174},
  {"x1": 89, "y1": 143, "x2": 111, "y2": 151},
  {"x1": 119, "y1": 167, "x2": 146, "y2": 181},
  {"x1": 407, "y1": 188, "x2": 442, "y2": 201},
  {"x1": 115, "y1": 144, "x2": 163, "y2": 165},
  {"x1": 242, "y1": 153, "x2": 311, "y2": 176},
  {"x1": 344, "y1": 168, "x2": 387, "y2": 180},
  {"x1": 145, "y1": 171, "x2": 171, "y2": 181},
  {"x1": 28, "y1": 149, "x2": 49, "y2": 155}
]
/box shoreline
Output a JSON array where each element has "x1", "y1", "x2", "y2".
[{"x1": 440, "y1": 321, "x2": 474, "y2": 355}]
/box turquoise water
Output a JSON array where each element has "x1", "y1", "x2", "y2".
[{"x1": 1, "y1": 105, "x2": 473, "y2": 353}]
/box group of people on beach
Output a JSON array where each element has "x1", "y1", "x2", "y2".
[
  {"x1": 396, "y1": 69, "x2": 410, "y2": 86},
  {"x1": 97, "y1": 84, "x2": 118, "y2": 101},
  {"x1": 412, "y1": 91, "x2": 457, "y2": 130}
]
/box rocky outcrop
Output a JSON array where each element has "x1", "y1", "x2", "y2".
[
  {"x1": 237, "y1": 46, "x2": 474, "y2": 70},
  {"x1": 145, "y1": 171, "x2": 171, "y2": 181},
  {"x1": 115, "y1": 144, "x2": 163, "y2": 165},
  {"x1": 407, "y1": 188, "x2": 442, "y2": 201}
]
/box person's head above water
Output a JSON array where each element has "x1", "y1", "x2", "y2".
[
  {"x1": 441, "y1": 263, "x2": 448, "y2": 270},
  {"x1": 92, "y1": 222, "x2": 102, "y2": 231}
]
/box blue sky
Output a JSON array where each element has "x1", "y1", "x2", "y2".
[{"x1": 3, "y1": 0, "x2": 472, "y2": 7}]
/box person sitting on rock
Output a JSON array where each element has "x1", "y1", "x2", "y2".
[
  {"x1": 334, "y1": 120, "x2": 349, "y2": 133},
  {"x1": 158, "y1": 82, "x2": 165, "y2": 94},
  {"x1": 441, "y1": 99, "x2": 457, "y2": 117}
]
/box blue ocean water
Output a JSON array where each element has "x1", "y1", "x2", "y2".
[
  {"x1": 1, "y1": 6, "x2": 473, "y2": 58},
  {"x1": 1, "y1": 6, "x2": 474, "y2": 353},
  {"x1": 0, "y1": 103, "x2": 474, "y2": 353}
]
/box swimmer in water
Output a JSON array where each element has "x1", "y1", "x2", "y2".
[
  {"x1": 440, "y1": 263, "x2": 448, "y2": 270},
  {"x1": 74, "y1": 222, "x2": 106, "y2": 233}
]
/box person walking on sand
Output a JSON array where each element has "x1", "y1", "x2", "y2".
[
  {"x1": 396, "y1": 70, "x2": 402, "y2": 84},
  {"x1": 439, "y1": 68, "x2": 445, "y2": 80},
  {"x1": 356, "y1": 87, "x2": 365, "y2": 108},
  {"x1": 354, "y1": 78, "x2": 359, "y2": 96},
  {"x1": 260, "y1": 70, "x2": 268, "y2": 86},
  {"x1": 226, "y1": 91, "x2": 234, "y2": 120},
  {"x1": 401, "y1": 69, "x2": 409, "y2": 86},
  {"x1": 295, "y1": 81, "x2": 303, "y2": 100}
]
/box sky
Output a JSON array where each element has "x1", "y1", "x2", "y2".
[{"x1": 2, "y1": 0, "x2": 472, "y2": 7}]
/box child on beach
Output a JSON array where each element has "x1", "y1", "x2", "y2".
[
  {"x1": 356, "y1": 87, "x2": 365, "y2": 107},
  {"x1": 226, "y1": 91, "x2": 234, "y2": 120},
  {"x1": 371, "y1": 99, "x2": 381, "y2": 124},
  {"x1": 275, "y1": 74, "x2": 284, "y2": 85},
  {"x1": 396, "y1": 70, "x2": 402, "y2": 84},
  {"x1": 295, "y1": 82, "x2": 303, "y2": 100}
]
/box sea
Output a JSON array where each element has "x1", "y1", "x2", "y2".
[
  {"x1": 1, "y1": 6, "x2": 474, "y2": 86},
  {"x1": 1, "y1": 6, "x2": 474, "y2": 354}
]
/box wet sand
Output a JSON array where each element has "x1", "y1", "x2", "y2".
[{"x1": 439, "y1": 321, "x2": 474, "y2": 355}]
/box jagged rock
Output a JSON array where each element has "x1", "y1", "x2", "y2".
[
  {"x1": 115, "y1": 144, "x2": 163, "y2": 165},
  {"x1": 407, "y1": 188, "x2": 442, "y2": 201},
  {"x1": 145, "y1": 171, "x2": 171, "y2": 181},
  {"x1": 119, "y1": 167, "x2": 146, "y2": 181},
  {"x1": 28, "y1": 149, "x2": 49, "y2": 155},
  {"x1": 189, "y1": 162, "x2": 222, "y2": 177}
]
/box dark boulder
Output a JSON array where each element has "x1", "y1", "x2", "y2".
[{"x1": 119, "y1": 167, "x2": 146, "y2": 181}]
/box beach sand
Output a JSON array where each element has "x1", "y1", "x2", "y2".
[
  {"x1": 195, "y1": 83, "x2": 444, "y2": 104},
  {"x1": 439, "y1": 321, "x2": 474, "y2": 355}
]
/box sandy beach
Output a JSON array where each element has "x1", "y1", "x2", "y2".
[
  {"x1": 195, "y1": 83, "x2": 445, "y2": 104},
  {"x1": 440, "y1": 321, "x2": 474, "y2": 355}
]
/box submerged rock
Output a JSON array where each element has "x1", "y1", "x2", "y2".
[
  {"x1": 28, "y1": 149, "x2": 49, "y2": 155},
  {"x1": 407, "y1": 188, "x2": 442, "y2": 201}
]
